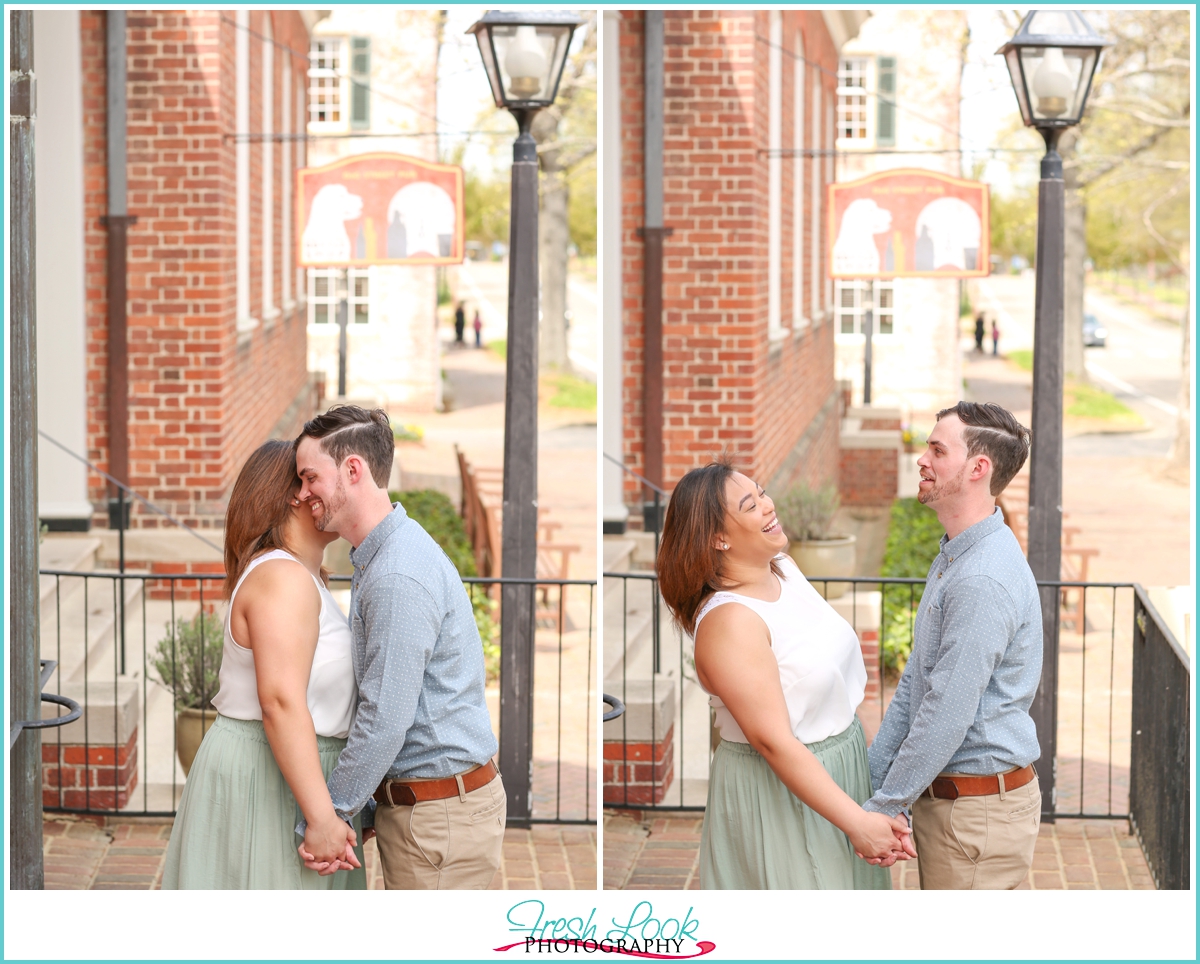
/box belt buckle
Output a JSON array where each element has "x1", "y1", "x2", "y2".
[{"x1": 389, "y1": 782, "x2": 418, "y2": 807}]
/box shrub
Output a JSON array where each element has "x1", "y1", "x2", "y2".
[
  {"x1": 391, "y1": 488, "x2": 499, "y2": 682},
  {"x1": 152, "y1": 611, "x2": 224, "y2": 710},
  {"x1": 879, "y1": 498, "x2": 944, "y2": 673},
  {"x1": 775, "y1": 481, "x2": 841, "y2": 542}
]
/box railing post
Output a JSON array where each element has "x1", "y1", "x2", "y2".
[{"x1": 9, "y1": 8, "x2": 45, "y2": 889}]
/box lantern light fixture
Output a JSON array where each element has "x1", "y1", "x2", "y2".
[
  {"x1": 467, "y1": 10, "x2": 583, "y2": 113},
  {"x1": 996, "y1": 9, "x2": 1109, "y2": 130}
]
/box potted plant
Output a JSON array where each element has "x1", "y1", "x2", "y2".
[
  {"x1": 775, "y1": 481, "x2": 856, "y2": 598},
  {"x1": 152, "y1": 611, "x2": 224, "y2": 776}
]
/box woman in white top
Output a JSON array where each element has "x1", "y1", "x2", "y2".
[
  {"x1": 162, "y1": 440, "x2": 365, "y2": 889},
  {"x1": 657, "y1": 457, "x2": 912, "y2": 889}
]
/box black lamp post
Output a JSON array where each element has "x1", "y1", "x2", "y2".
[
  {"x1": 468, "y1": 10, "x2": 582, "y2": 828},
  {"x1": 997, "y1": 10, "x2": 1108, "y2": 821}
]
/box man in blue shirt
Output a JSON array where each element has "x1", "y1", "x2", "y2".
[
  {"x1": 295, "y1": 406, "x2": 504, "y2": 889},
  {"x1": 863, "y1": 401, "x2": 1043, "y2": 889}
]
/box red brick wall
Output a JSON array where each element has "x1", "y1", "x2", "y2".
[
  {"x1": 83, "y1": 10, "x2": 313, "y2": 530},
  {"x1": 621, "y1": 11, "x2": 841, "y2": 502},
  {"x1": 839, "y1": 448, "x2": 899, "y2": 506}
]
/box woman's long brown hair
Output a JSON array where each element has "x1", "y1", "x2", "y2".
[
  {"x1": 223, "y1": 440, "x2": 303, "y2": 599},
  {"x1": 657, "y1": 456, "x2": 782, "y2": 636}
]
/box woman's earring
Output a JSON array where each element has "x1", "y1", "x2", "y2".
[
  {"x1": 720, "y1": 543, "x2": 729, "y2": 550},
  {"x1": 291, "y1": 499, "x2": 301, "y2": 507}
]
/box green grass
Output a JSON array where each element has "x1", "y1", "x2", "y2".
[
  {"x1": 1007, "y1": 349, "x2": 1033, "y2": 372},
  {"x1": 546, "y1": 374, "x2": 597, "y2": 410},
  {"x1": 879, "y1": 498, "x2": 944, "y2": 672},
  {"x1": 1066, "y1": 382, "x2": 1141, "y2": 422},
  {"x1": 487, "y1": 339, "x2": 507, "y2": 360}
]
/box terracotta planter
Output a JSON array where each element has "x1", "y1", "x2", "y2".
[
  {"x1": 176, "y1": 707, "x2": 218, "y2": 776},
  {"x1": 789, "y1": 535, "x2": 857, "y2": 599}
]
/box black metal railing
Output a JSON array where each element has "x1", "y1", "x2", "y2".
[
  {"x1": 1129, "y1": 586, "x2": 1190, "y2": 890},
  {"x1": 37, "y1": 569, "x2": 595, "y2": 826},
  {"x1": 602, "y1": 571, "x2": 1189, "y2": 884}
]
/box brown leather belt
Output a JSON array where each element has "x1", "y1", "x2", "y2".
[
  {"x1": 373, "y1": 760, "x2": 498, "y2": 807},
  {"x1": 926, "y1": 764, "x2": 1036, "y2": 800}
]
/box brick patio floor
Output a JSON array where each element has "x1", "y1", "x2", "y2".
[
  {"x1": 41, "y1": 815, "x2": 596, "y2": 889},
  {"x1": 603, "y1": 810, "x2": 1156, "y2": 890}
]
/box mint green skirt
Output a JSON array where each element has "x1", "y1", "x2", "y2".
[
  {"x1": 700, "y1": 716, "x2": 891, "y2": 890},
  {"x1": 161, "y1": 715, "x2": 366, "y2": 890}
]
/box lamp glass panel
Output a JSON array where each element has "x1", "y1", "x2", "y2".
[
  {"x1": 1004, "y1": 48, "x2": 1033, "y2": 126},
  {"x1": 487, "y1": 24, "x2": 572, "y2": 106},
  {"x1": 1017, "y1": 46, "x2": 1095, "y2": 123},
  {"x1": 473, "y1": 30, "x2": 505, "y2": 108}
]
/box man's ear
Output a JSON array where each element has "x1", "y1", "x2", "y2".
[
  {"x1": 344, "y1": 453, "x2": 367, "y2": 485},
  {"x1": 970, "y1": 453, "x2": 992, "y2": 485}
]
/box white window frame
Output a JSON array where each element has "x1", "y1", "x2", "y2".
[
  {"x1": 792, "y1": 29, "x2": 807, "y2": 332},
  {"x1": 235, "y1": 10, "x2": 254, "y2": 333},
  {"x1": 837, "y1": 57, "x2": 871, "y2": 143},
  {"x1": 836, "y1": 280, "x2": 895, "y2": 337},
  {"x1": 767, "y1": 11, "x2": 783, "y2": 341},
  {"x1": 308, "y1": 38, "x2": 345, "y2": 129},
  {"x1": 307, "y1": 268, "x2": 371, "y2": 328}
]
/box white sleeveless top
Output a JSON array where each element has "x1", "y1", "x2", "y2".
[
  {"x1": 694, "y1": 554, "x2": 866, "y2": 745},
  {"x1": 211, "y1": 549, "x2": 356, "y2": 739}
]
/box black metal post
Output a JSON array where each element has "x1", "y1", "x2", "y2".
[
  {"x1": 499, "y1": 108, "x2": 541, "y2": 827},
  {"x1": 862, "y1": 282, "x2": 874, "y2": 406},
  {"x1": 1027, "y1": 127, "x2": 1065, "y2": 821},
  {"x1": 10, "y1": 9, "x2": 44, "y2": 890},
  {"x1": 337, "y1": 271, "x2": 348, "y2": 398}
]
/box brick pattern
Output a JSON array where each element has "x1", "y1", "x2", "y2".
[
  {"x1": 604, "y1": 724, "x2": 676, "y2": 806},
  {"x1": 82, "y1": 11, "x2": 313, "y2": 530},
  {"x1": 42, "y1": 730, "x2": 139, "y2": 811},
  {"x1": 39, "y1": 815, "x2": 596, "y2": 890},
  {"x1": 620, "y1": 11, "x2": 842, "y2": 498},
  {"x1": 839, "y1": 447, "x2": 898, "y2": 506},
  {"x1": 859, "y1": 631, "x2": 880, "y2": 704},
  {"x1": 43, "y1": 816, "x2": 172, "y2": 890},
  {"x1": 603, "y1": 811, "x2": 1157, "y2": 890}
]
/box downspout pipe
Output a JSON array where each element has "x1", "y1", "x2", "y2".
[
  {"x1": 640, "y1": 11, "x2": 670, "y2": 508},
  {"x1": 105, "y1": 11, "x2": 134, "y2": 527}
]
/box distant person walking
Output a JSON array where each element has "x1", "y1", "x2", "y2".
[
  {"x1": 454, "y1": 301, "x2": 466, "y2": 345},
  {"x1": 991, "y1": 320, "x2": 1000, "y2": 356},
  {"x1": 974, "y1": 314, "x2": 985, "y2": 353},
  {"x1": 473, "y1": 310, "x2": 483, "y2": 349}
]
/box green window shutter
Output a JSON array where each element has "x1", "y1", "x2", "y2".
[
  {"x1": 350, "y1": 37, "x2": 370, "y2": 129},
  {"x1": 877, "y1": 57, "x2": 896, "y2": 146}
]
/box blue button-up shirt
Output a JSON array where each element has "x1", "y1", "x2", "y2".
[
  {"x1": 318, "y1": 503, "x2": 497, "y2": 827},
  {"x1": 864, "y1": 507, "x2": 1042, "y2": 818}
]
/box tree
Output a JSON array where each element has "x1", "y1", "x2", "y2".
[{"x1": 532, "y1": 15, "x2": 597, "y2": 373}]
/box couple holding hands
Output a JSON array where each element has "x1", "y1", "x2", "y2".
[
  {"x1": 162, "y1": 406, "x2": 504, "y2": 890},
  {"x1": 662, "y1": 401, "x2": 1043, "y2": 890}
]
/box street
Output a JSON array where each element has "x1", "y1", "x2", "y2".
[
  {"x1": 451, "y1": 259, "x2": 598, "y2": 379},
  {"x1": 972, "y1": 274, "x2": 1184, "y2": 458}
]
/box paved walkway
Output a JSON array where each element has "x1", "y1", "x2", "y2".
[
  {"x1": 41, "y1": 814, "x2": 596, "y2": 889},
  {"x1": 603, "y1": 810, "x2": 1155, "y2": 890}
]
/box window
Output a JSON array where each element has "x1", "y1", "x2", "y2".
[
  {"x1": 837, "y1": 58, "x2": 869, "y2": 140},
  {"x1": 837, "y1": 281, "x2": 894, "y2": 335},
  {"x1": 308, "y1": 269, "x2": 370, "y2": 325},
  {"x1": 877, "y1": 57, "x2": 897, "y2": 146},
  {"x1": 350, "y1": 37, "x2": 370, "y2": 129},
  {"x1": 308, "y1": 39, "x2": 341, "y2": 123}
]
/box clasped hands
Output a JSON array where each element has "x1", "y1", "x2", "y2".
[
  {"x1": 297, "y1": 813, "x2": 364, "y2": 876},
  {"x1": 851, "y1": 811, "x2": 917, "y2": 868}
]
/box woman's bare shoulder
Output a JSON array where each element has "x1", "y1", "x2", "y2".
[{"x1": 235, "y1": 556, "x2": 319, "y2": 608}]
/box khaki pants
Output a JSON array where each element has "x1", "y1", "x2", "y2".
[
  {"x1": 911, "y1": 773, "x2": 1041, "y2": 890},
  {"x1": 374, "y1": 772, "x2": 506, "y2": 890}
]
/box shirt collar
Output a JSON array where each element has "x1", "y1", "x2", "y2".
[
  {"x1": 349, "y1": 503, "x2": 408, "y2": 571},
  {"x1": 939, "y1": 505, "x2": 1005, "y2": 560}
]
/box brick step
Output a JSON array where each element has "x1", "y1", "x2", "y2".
[{"x1": 39, "y1": 575, "x2": 144, "y2": 686}]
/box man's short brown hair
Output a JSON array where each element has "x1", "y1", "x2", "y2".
[
  {"x1": 936, "y1": 401, "x2": 1031, "y2": 495},
  {"x1": 296, "y1": 405, "x2": 394, "y2": 488}
]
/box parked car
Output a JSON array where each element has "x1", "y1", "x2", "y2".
[{"x1": 1083, "y1": 313, "x2": 1108, "y2": 347}]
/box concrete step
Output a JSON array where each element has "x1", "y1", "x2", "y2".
[
  {"x1": 40, "y1": 574, "x2": 144, "y2": 685},
  {"x1": 38, "y1": 536, "x2": 101, "y2": 624},
  {"x1": 603, "y1": 536, "x2": 636, "y2": 574},
  {"x1": 603, "y1": 572, "x2": 656, "y2": 680}
]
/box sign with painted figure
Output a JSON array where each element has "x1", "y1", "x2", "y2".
[
  {"x1": 297, "y1": 153, "x2": 465, "y2": 267},
  {"x1": 827, "y1": 170, "x2": 990, "y2": 279}
]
